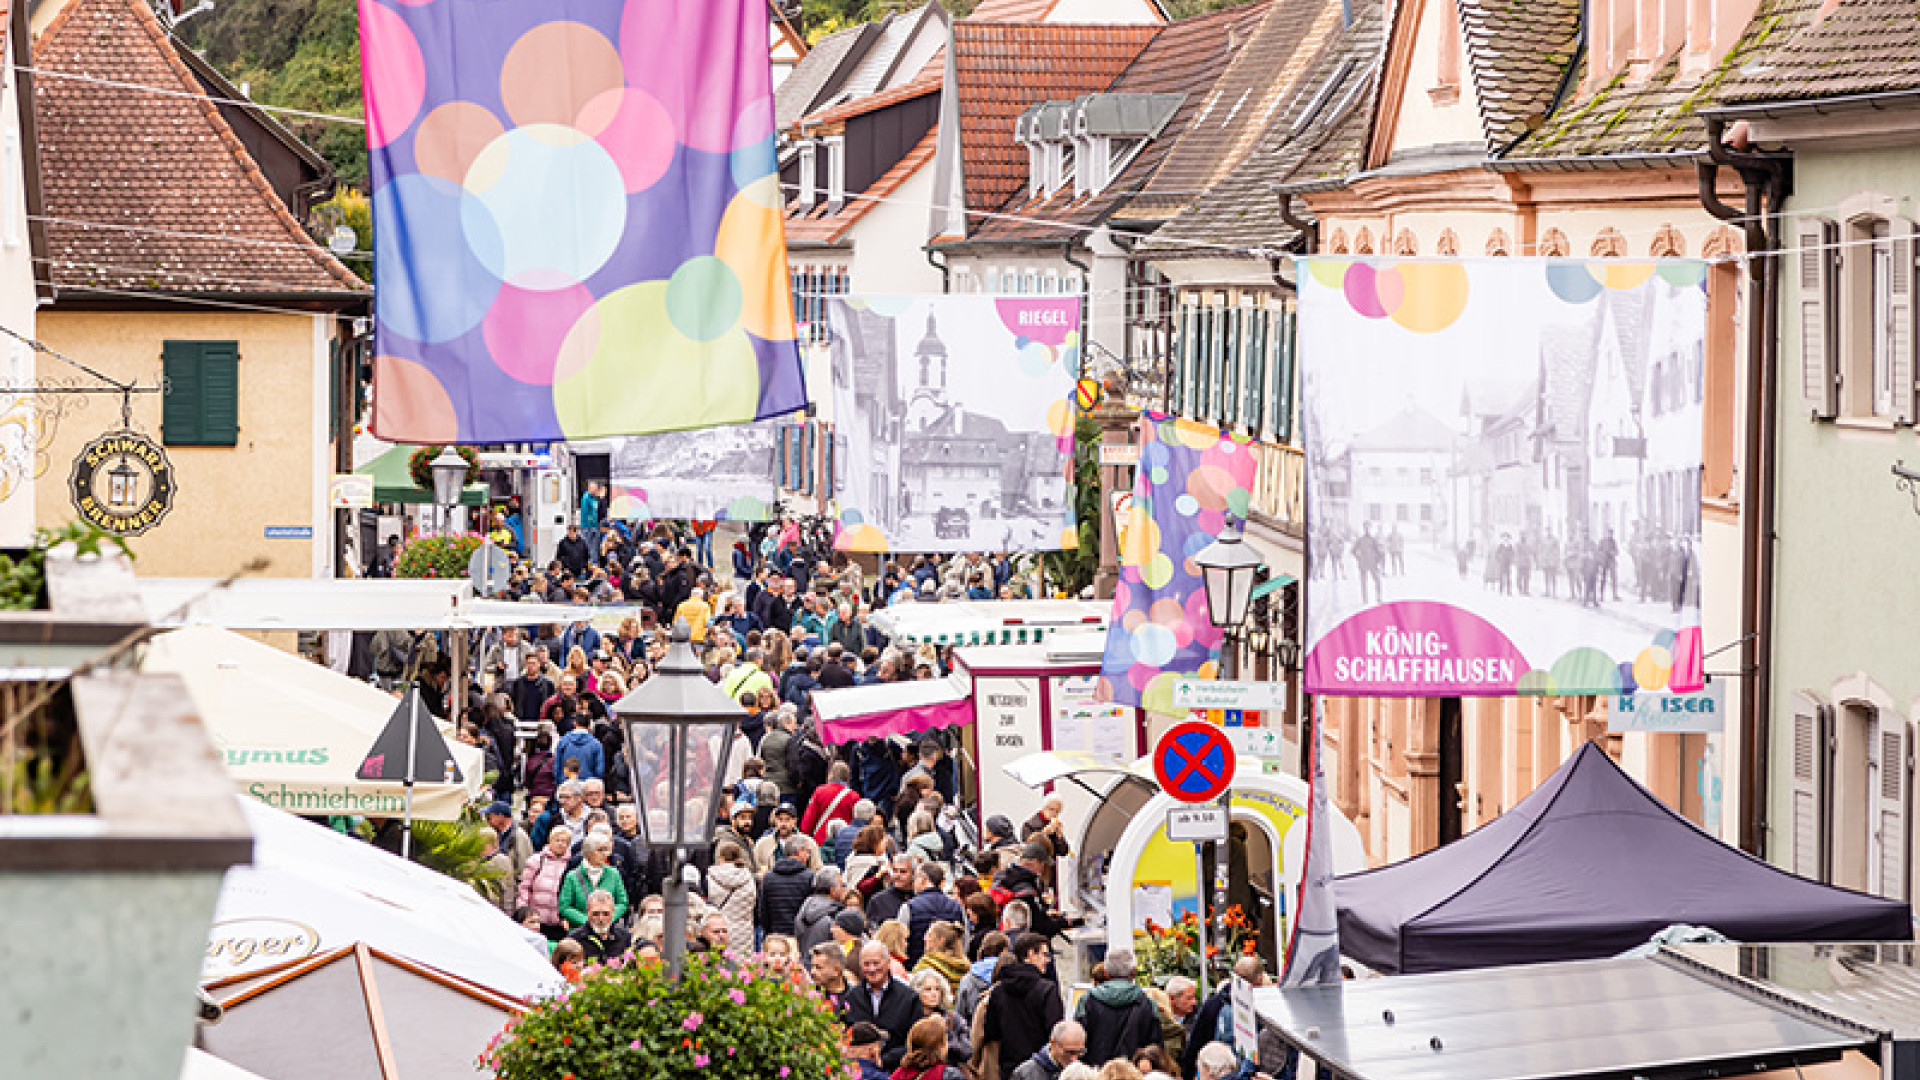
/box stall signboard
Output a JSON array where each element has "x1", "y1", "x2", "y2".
[
  {"x1": 1231, "y1": 975, "x2": 1258, "y2": 1058},
  {"x1": 1167, "y1": 805, "x2": 1228, "y2": 843},
  {"x1": 975, "y1": 676, "x2": 1042, "y2": 829},
  {"x1": 1609, "y1": 680, "x2": 1726, "y2": 733},
  {"x1": 1051, "y1": 674, "x2": 1133, "y2": 761}
]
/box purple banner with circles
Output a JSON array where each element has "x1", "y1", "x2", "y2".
[
  {"x1": 1096, "y1": 414, "x2": 1257, "y2": 710},
  {"x1": 359, "y1": 0, "x2": 806, "y2": 443}
]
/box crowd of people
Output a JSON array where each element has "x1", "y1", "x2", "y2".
[{"x1": 347, "y1": 514, "x2": 1277, "y2": 1080}]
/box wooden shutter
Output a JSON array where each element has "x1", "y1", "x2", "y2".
[
  {"x1": 1798, "y1": 218, "x2": 1840, "y2": 419},
  {"x1": 1248, "y1": 308, "x2": 1269, "y2": 434},
  {"x1": 1892, "y1": 218, "x2": 1919, "y2": 425},
  {"x1": 162, "y1": 340, "x2": 240, "y2": 447},
  {"x1": 1274, "y1": 304, "x2": 1297, "y2": 444},
  {"x1": 1789, "y1": 692, "x2": 1831, "y2": 881},
  {"x1": 1872, "y1": 712, "x2": 1910, "y2": 900},
  {"x1": 1223, "y1": 306, "x2": 1242, "y2": 426}
]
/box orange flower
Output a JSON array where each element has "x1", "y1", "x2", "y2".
[{"x1": 1242, "y1": 940, "x2": 1258, "y2": 955}]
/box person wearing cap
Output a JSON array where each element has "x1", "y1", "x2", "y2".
[
  {"x1": 994, "y1": 844, "x2": 1062, "y2": 940},
  {"x1": 486, "y1": 800, "x2": 533, "y2": 883},
  {"x1": 830, "y1": 907, "x2": 869, "y2": 957},
  {"x1": 982, "y1": 815, "x2": 1021, "y2": 854},
  {"x1": 712, "y1": 798, "x2": 757, "y2": 861},
  {"x1": 754, "y1": 800, "x2": 801, "y2": 874},
  {"x1": 846, "y1": 1021, "x2": 891, "y2": 1080}
]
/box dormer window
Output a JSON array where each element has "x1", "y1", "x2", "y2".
[{"x1": 797, "y1": 140, "x2": 818, "y2": 211}]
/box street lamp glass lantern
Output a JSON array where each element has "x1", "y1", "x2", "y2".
[
  {"x1": 1193, "y1": 523, "x2": 1264, "y2": 631},
  {"x1": 429, "y1": 447, "x2": 469, "y2": 508},
  {"x1": 613, "y1": 621, "x2": 743, "y2": 854}
]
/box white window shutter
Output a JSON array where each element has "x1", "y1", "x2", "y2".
[
  {"x1": 1798, "y1": 217, "x2": 1840, "y2": 419},
  {"x1": 1789, "y1": 692, "x2": 1830, "y2": 881},
  {"x1": 1894, "y1": 218, "x2": 1920, "y2": 426},
  {"x1": 1871, "y1": 712, "x2": 1910, "y2": 900}
]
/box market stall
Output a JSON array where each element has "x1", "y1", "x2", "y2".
[
  {"x1": 867, "y1": 599, "x2": 1109, "y2": 649},
  {"x1": 145, "y1": 626, "x2": 484, "y2": 819},
  {"x1": 1004, "y1": 752, "x2": 1367, "y2": 965},
  {"x1": 1338, "y1": 742, "x2": 1913, "y2": 975}
]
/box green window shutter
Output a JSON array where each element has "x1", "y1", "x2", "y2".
[
  {"x1": 162, "y1": 340, "x2": 239, "y2": 447},
  {"x1": 1274, "y1": 307, "x2": 1297, "y2": 444}
]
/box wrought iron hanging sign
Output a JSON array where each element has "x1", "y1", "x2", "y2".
[{"x1": 69, "y1": 429, "x2": 175, "y2": 535}]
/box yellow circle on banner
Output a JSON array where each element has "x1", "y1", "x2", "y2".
[
  {"x1": 1603, "y1": 262, "x2": 1658, "y2": 291},
  {"x1": 1389, "y1": 262, "x2": 1470, "y2": 333},
  {"x1": 1633, "y1": 646, "x2": 1673, "y2": 691}
]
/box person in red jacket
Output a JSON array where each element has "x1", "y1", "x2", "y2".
[{"x1": 801, "y1": 759, "x2": 860, "y2": 843}]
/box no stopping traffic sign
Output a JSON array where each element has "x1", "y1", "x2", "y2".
[{"x1": 1152, "y1": 720, "x2": 1237, "y2": 803}]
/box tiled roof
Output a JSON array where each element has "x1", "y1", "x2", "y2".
[
  {"x1": 1719, "y1": 0, "x2": 1919, "y2": 105},
  {"x1": 1502, "y1": 0, "x2": 1802, "y2": 159},
  {"x1": 33, "y1": 0, "x2": 362, "y2": 296},
  {"x1": 785, "y1": 127, "x2": 940, "y2": 247},
  {"x1": 1456, "y1": 0, "x2": 1581, "y2": 148},
  {"x1": 950, "y1": 22, "x2": 1158, "y2": 217},
  {"x1": 966, "y1": 0, "x2": 1059, "y2": 21},
  {"x1": 776, "y1": 24, "x2": 868, "y2": 128},
  {"x1": 1144, "y1": 0, "x2": 1385, "y2": 255},
  {"x1": 966, "y1": 2, "x2": 1274, "y2": 243},
  {"x1": 1118, "y1": 0, "x2": 1321, "y2": 223},
  {"x1": 801, "y1": 67, "x2": 942, "y2": 128}
]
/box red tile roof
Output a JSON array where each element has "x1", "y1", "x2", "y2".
[
  {"x1": 951, "y1": 22, "x2": 1158, "y2": 217},
  {"x1": 966, "y1": 1, "x2": 1273, "y2": 243},
  {"x1": 798, "y1": 67, "x2": 943, "y2": 129},
  {"x1": 785, "y1": 126, "x2": 940, "y2": 247},
  {"x1": 33, "y1": 0, "x2": 363, "y2": 297}
]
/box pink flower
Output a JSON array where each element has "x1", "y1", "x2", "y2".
[
  {"x1": 728, "y1": 989, "x2": 747, "y2": 1005},
  {"x1": 683, "y1": 1012, "x2": 704, "y2": 1032},
  {"x1": 779, "y1": 1069, "x2": 791, "y2": 1078},
  {"x1": 630, "y1": 1040, "x2": 642, "y2": 1050},
  {"x1": 694, "y1": 1053, "x2": 711, "y2": 1067}
]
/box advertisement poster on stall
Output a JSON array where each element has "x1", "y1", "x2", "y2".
[{"x1": 1298, "y1": 259, "x2": 1708, "y2": 697}]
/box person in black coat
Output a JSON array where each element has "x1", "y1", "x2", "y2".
[
  {"x1": 756, "y1": 837, "x2": 815, "y2": 938},
  {"x1": 903, "y1": 864, "x2": 965, "y2": 965},
  {"x1": 555, "y1": 525, "x2": 591, "y2": 578},
  {"x1": 980, "y1": 933, "x2": 1064, "y2": 1079},
  {"x1": 844, "y1": 940, "x2": 921, "y2": 1069}
]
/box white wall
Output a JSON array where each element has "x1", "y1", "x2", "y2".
[
  {"x1": 0, "y1": 45, "x2": 37, "y2": 547},
  {"x1": 848, "y1": 161, "x2": 944, "y2": 295},
  {"x1": 1045, "y1": 0, "x2": 1167, "y2": 24}
]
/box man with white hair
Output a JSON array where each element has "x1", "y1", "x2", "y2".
[
  {"x1": 566, "y1": 890, "x2": 630, "y2": 963},
  {"x1": 530, "y1": 779, "x2": 587, "y2": 847},
  {"x1": 1074, "y1": 948, "x2": 1163, "y2": 1066},
  {"x1": 843, "y1": 939, "x2": 918, "y2": 1069},
  {"x1": 1010, "y1": 1020, "x2": 1086, "y2": 1080}
]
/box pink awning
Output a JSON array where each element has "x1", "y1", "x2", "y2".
[{"x1": 812, "y1": 678, "x2": 971, "y2": 745}]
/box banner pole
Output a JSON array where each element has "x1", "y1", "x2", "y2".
[
  {"x1": 401, "y1": 687, "x2": 419, "y2": 861},
  {"x1": 1194, "y1": 840, "x2": 1211, "y2": 1002}
]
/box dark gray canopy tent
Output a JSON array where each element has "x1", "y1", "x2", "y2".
[{"x1": 1338, "y1": 741, "x2": 1913, "y2": 974}]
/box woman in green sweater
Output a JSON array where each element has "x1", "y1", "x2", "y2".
[{"x1": 558, "y1": 832, "x2": 629, "y2": 929}]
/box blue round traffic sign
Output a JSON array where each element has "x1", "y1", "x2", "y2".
[{"x1": 1152, "y1": 721, "x2": 1237, "y2": 803}]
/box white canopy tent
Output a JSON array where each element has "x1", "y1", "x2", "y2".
[
  {"x1": 868, "y1": 599, "x2": 1109, "y2": 649},
  {"x1": 204, "y1": 797, "x2": 561, "y2": 1001},
  {"x1": 144, "y1": 626, "x2": 484, "y2": 820},
  {"x1": 138, "y1": 577, "x2": 637, "y2": 631}
]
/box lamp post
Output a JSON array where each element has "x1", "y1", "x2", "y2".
[
  {"x1": 429, "y1": 447, "x2": 469, "y2": 536},
  {"x1": 613, "y1": 620, "x2": 743, "y2": 979},
  {"x1": 1190, "y1": 522, "x2": 1263, "y2": 985},
  {"x1": 1193, "y1": 523, "x2": 1265, "y2": 680}
]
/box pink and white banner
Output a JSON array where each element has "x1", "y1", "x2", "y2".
[{"x1": 1298, "y1": 258, "x2": 1708, "y2": 697}]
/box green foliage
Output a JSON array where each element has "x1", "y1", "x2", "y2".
[
  {"x1": 6, "y1": 753, "x2": 90, "y2": 815},
  {"x1": 410, "y1": 808, "x2": 511, "y2": 892},
  {"x1": 0, "y1": 521, "x2": 135, "y2": 611},
  {"x1": 484, "y1": 951, "x2": 850, "y2": 1080},
  {"x1": 394, "y1": 533, "x2": 484, "y2": 580},
  {"x1": 1042, "y1": 412, "x2": 1102, "y2": 596},
  {"x1": 406, "y1": 444, "x2": 480, "y2": 494},
  {"x1": 314, "y1": 188, "x2": 373, "y2": 282},
  {"x1": 1164, "y1": 0, "x2": 1266, "y2": 15},
  {"x1": 177, "y1": 0, "x2": 368, "y2": 188}
]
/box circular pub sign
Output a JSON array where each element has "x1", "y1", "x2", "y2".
[{"x1": 69, "y1": 430, "x2": 176, "y2": 535}]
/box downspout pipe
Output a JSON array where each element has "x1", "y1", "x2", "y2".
[
  {"x1": 1697, "y1": 116, "x2": 1790, "y2": 858},
  {"x1": 1277, "y1": 190, "x2": 1318, "y2": 255},
  {"x1": 925, "y1": 246, "x2": 952, "y2": 294},
  {"x1": 1063, "y1": 237, "x2": 1093, "y2": 372}
]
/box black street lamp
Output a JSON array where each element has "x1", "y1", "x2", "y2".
[
  {"x1": 1193, "y1": 523, "x2": 1265, "y2": 678},
  {"x1": 613, "y1": 621, "x2": 743, "y2": 978}
]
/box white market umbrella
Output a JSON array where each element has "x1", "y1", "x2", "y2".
[
  {"x1": 145, "y1": 625, "x2": 484, "y2": 821},
  {"x1": 204, "y1": 798, "x2": 561, "y2": 1001}
]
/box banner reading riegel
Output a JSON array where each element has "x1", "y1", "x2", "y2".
[
  {"x1": 1299, "y1": 258, "x2": 1708, "y2": 697},
  {"x1": 823, "y1": 296, "x2": 1081, "y2": 553}
]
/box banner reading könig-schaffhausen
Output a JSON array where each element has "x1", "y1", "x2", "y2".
[{"x1": 1300, "y1": 258, "x2": 1708, "y2": 698}]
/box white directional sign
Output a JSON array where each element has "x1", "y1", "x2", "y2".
[
  {"x1": 1172, "y1": 678, "x2": 1288, "y2": 712},
  {"x1": 1166, "y1": 804, "x2": 1229, "y2": 843}
]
